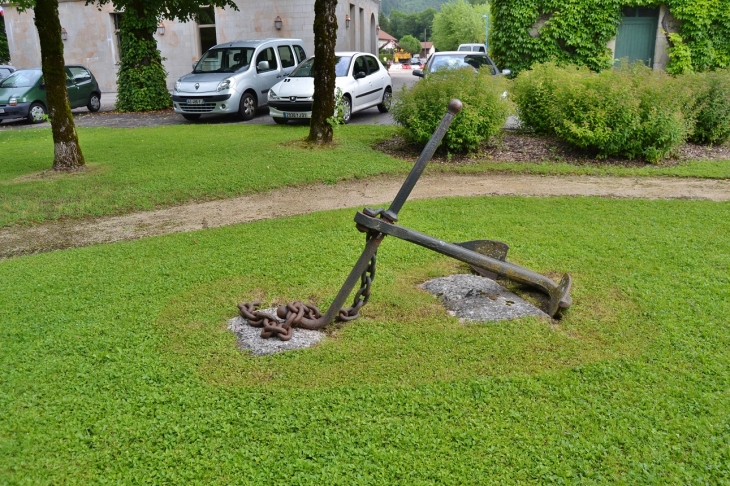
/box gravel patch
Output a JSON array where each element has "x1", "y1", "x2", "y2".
[
  {"x1": 421, "y1": 274, "x2": 549, "y2": 322},
  {"x1": 227, "y1": 308, "x2": 325, "y2": 356}
]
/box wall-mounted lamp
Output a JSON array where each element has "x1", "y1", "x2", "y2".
[
  {"x1": 345, "y1": 14, "x2": 350, "y2": 28},
  {"x1": 61, "y1": 27, "x2": 67, "y2": 41},
  {"x1": 274, "y1": 15, "x2": 282, "y2": 30},
  {"x1": 156, "y1": 23, "x2": 165, "y2": 35},
  {"x1": 376, "y1": 24, "x2": 380, "y2": 35}
]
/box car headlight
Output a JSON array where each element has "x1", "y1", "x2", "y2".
[
  {"x1": 174, "y1": 80, "x2": 181, "y2": 92},
  {"x1": 216, "y1": 78, "x2": 233, "y2": 92},
  {"x1": 8, "y1": 97, "x2": 17, "y2": 106},
  {"x1": 268, "y1": 89, "x2": 279, "y2": 100}
]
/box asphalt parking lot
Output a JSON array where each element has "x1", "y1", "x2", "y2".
[{"x1": 0, "y1": 68, "x2": 420, "y2": 130}]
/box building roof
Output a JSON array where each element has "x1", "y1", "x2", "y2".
[{"x1": 378, "y1": 30, "x2": 397, "y2": 42}]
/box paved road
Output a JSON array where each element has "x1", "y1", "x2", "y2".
[{"x1": 0, "y1": 69, "x2": 420, "y2": 130}]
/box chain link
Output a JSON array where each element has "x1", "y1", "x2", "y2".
[{"x1": 238, "y1": 234, "x2": 377, "y2": 341}]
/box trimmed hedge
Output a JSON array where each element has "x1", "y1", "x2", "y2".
[
  {"x1": 392, "y1": 68, "x2": 512, "y2": 153},
  {"x1": 513, "y1": 62, "x2": 730, "y2": 162}
]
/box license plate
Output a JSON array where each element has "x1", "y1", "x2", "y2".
[
  {"x1": 284, "y1": 112, "x2": 308, "y2": 119},
  {"x1": 186, "y1": 99, "x2": 204, "y2": 105}
]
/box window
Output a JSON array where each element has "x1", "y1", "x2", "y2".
[
  {"x1": 293, "y1": 45, "x2": 307, "y2": 64},
  {"x1": 67, "y1": 66, "x2": 91, "y2": 83},
  {"x1": 255, "y1": 47, "x2": 278, "y2": 72},
  {"x1": 277, "y1": 45, "x2": 295, "y2": 69},
  {"x1": 353, "y1": 56, "x2": 367, "y2": 75},
  {"x1": 365, "y1": 55, "x2": 379, "y2": 74},
  {"x1": 197, "y1": 6, "x2": 217, "y2": 55},
  {"x1": 111, "y1": 13, "x2": 123, "y2": 63}
]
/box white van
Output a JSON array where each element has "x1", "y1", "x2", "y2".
[
  {"x1": 173, "y1": 38, "x2": 307, "y2": 121},
  {"x1": 458, "y1": 43, "x2": 487, "y2": 53}
]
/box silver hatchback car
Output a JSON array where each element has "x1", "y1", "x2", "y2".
[{"x1": 173, "y1": 38, "x2": 307, "y2": 121}]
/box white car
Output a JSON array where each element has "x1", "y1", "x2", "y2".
[{"x1": 268, "y1": 52, "x2": 393, "y2": 124}]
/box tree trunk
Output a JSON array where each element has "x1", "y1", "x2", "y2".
[
  {"x1": 33, "y1": 0, "x2": 85, "y2": 171},
  {"x1": 308, "y1": 0, "x2": 338, "y2": 144}
]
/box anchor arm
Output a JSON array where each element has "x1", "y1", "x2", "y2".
[{"x1": 354, "y1": 212, "x2": 572, "y2": 316}]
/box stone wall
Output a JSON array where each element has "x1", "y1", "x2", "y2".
[{"x1": 1, "y1": 0, "x2": 379, "y2": 93}]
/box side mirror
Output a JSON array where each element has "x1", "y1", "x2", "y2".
[
  {"x1": 501, "y1": 69, "x2": 512, "y2": 76},
  {"x1": 354, "y1": 71, "x2": 366, "y2": 79},
  {"x1": 412, "y1": 69, "x2": 424, "y2": 77},
  {"x1": 257, "y1": 61, "x2": 270, "y2": 71},
  {"x1": 39, "y1": 82, "x2": 46, "y2": 89}
]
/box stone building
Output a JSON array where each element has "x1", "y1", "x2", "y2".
[{"x1": 1, "y1": 0, "x2": 380, "y2": 92}]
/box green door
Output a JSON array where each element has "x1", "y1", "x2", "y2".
[{"x1": 614, "y1": 6, "x2": 659, "y2": 67}]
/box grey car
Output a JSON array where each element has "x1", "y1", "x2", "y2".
[
  {"x1": 413, "y1": 52, "x2": 511, "y2": 78},
  {"x1": 173, "y1": 38, "x2": 307, "y2": 121}
]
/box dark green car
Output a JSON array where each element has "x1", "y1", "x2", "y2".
[{"x1": 0, "y1": 65, "x2": 101, "y2": 124}]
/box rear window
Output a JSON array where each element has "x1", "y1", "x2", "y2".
[
  {"x1": 0, "y1": 70, "x2": 42, "y2": 88},
  {"x1": 430, "y1": 54, "x2": 494, "y2": 73}
]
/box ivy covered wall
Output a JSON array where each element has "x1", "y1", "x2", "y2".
[{"x1": 491, "y1": 0, "x2": 730, "y2": 75}]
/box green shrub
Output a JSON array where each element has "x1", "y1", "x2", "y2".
[
  {"x1": 392, "y1": 68, "x2": 512, "y2": 153},
  {"x1": 512, "y1": 62, "x2": 694, "y2": 162},
  {"x1": 687, "y1": 69, "x2": 730, "y2": 145},
  {"x1": 512, "y1": 62, "x2": 591, "y2": 135}
]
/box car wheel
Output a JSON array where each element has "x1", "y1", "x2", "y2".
[
  {"x1": 87, "y1": 93, "x2": 101, "y2": 113},
  {"x1": 272, "y1": 117, "x2": 288, "y2": 125},
  {"x1": 182, "y1": 114, "x2": 201, "y2": 121},
  {"x1": 238, "y1": 92, "x2": 257, "y2": 121},
  {"x1": 341, "y1": 95, "x2": 352, "y2": 124},
  {"x1": 377, "y1": 88, "x2": 392, "y2": 113},
  {"x1": 26, "y1": 102, "x2": 47, "y2": 124}
]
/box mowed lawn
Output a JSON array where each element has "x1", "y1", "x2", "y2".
[
  {"x1": 2, "y1": 124, "x2": 730, "y2": 228},
  {"x1": 1, "y1": 194, "x2": 729, "y2": 483}
]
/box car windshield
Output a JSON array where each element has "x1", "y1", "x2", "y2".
[
  {"x1": 289, "y1": 56, "x2": 352, "y2": 78},
  {"x1": 194, "y1": 47, "x2": 255, "y2": 73},
  {"x1": 429, "y1": 54, "x2": 493, "y2": 73},
  {"x1": 0, "y1": 70, "x2": 42, "y2": 88}
]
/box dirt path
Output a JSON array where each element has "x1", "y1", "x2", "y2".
[{"x1": 2, "y1": 173, "x2": 729, "y2": 259}]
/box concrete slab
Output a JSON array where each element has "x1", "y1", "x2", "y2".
[
  {"x1": 228, "y1": 308, "x2": 325, "y2": 356},
  {"x1": 421, "y1": 274, "x2": 549, "y2": 322}
]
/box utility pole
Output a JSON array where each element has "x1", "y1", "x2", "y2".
[{"x1": 482, "y1": 12, "x2": 489, "y2": 54}]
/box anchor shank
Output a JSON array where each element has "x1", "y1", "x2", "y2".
[
  {"x1": 299, "y1": 233, "x2": 385, "y2": 329},
  {"x1": 354, "y1": 212, "x2": 558, "y2": 296},
  {"x1": 386, "y1": 100, "x2": 463, "y2": 219}
]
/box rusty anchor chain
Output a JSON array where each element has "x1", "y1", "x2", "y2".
[
  {"x1": 237, "y1": 234, "x2": 378, "y2": 341},
  {"x1": 237, "y1": 99, "x2": 573, "y2": 341}
]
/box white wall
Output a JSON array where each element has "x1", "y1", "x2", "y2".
[{"x1": 2, "y1": 0, "x2": 379, "y2": 92}]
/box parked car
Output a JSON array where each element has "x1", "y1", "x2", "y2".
[
  {"x1": 413, "y1": 52, "x2": 511, "y2": 78},
  {"x1": 267, "y1": 52, "x2": 393, "y2": 125},
  {"x1": 0, "y1": 65, "x2": 101, "y2": 124},
  {"x1": 173, "y1": 38, "x2": 307, "y2": 121},
  {"x1": 409, "y1": 57, "x2": 422, "y2": 66},
  {"x1": 458, "y1": 43, "x2": 486, "y2": 52},
  {"x1": 0, "y1": 65, "x2": 16, "y2": 81}
]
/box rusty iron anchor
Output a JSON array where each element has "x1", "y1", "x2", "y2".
[{"x1": 238, "y1": 99, "x2": 572, "y2": 340}]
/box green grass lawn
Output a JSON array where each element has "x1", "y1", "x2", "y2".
[
  {"x1": 2, "y1": 125, "x2": 730, "y2": 228},
  {"x1": 1, "y1": 196, "x2": 729, "y2": 483}
]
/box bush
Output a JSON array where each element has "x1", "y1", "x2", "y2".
[
  {"x1": 511, "y1": 62, "x2": 591, "y2": 135},
  {"x1": 687, "y1": 69, "x2": 730, "y2": 145},
  {"x1": 512, "y1": 62, "x2": 694, "y2": 162},
  {"x1": 392, "y1": 68, "x2": 512, "y2": 153}
]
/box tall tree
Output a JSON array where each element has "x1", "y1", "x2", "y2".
[
  {"x1": 399, "y1": 34, "x2": 422, "y2": 55},
  {"x1": 90, "y1": 0, "x2": 237, "y2": 112},
  {"x1": 432, "y1": 0, "x2": 489, "y2": 51},
  {"x1": 307, "y1": 0, "x2": 338, "y2": 144},
  {"x1": 17, "y1": 0, "x2": 85, "y2": 171}
]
